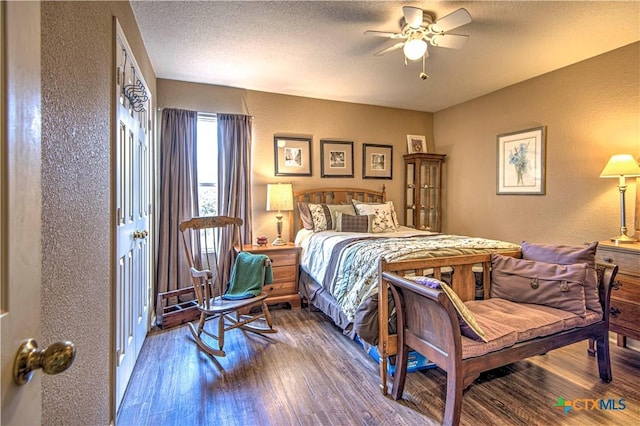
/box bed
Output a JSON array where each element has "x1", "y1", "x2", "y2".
[{"x1": 290, "y1": 187, "x2": 521, "y2": 391}]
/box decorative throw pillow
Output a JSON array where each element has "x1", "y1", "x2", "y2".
[
  {"x1": 388, "y1": 201, "x2": 400, "y2": 229},
  {"x1": 327, "y1": 204, "x2": 357, "y2": 225},
  {"x1": 490, "y1": 254, "x2": 588, "y2": 317},
  {"x1": 305, "y1": 203, "x2": 357, "y2": 232},
  {"x1": 521, "y1": 241, "x2": 602, "y2": 315},
  {"x1": 352, "y1": 200, "x2": 400, "y2": 229},
  {"x1": 410, "y1": 276, "x2": 488, "y2": 342},
  {"x1": 307, "y1": 203, "x2": 331, "y2": 232},
  {"x1": 334, "y1": 212, "x2": 374, "y2": 233},
  {"x1": 353, "y1": 202, "x2": 398, "y2": 232}
]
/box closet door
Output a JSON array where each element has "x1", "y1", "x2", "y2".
[
  {"x1": 114, "y1": 20, "x2": 152, "y2": 412},
  {"x1": 0, "y1": 3, "x2": 43, "y2": 424}
]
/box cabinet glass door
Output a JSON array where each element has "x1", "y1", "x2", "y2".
[
  {"x1": 420, "y1": 160, "x2": 441, "y2": 231},
  {"x1": 405, "y1": 163, "x2": 415, "y2": 228}
]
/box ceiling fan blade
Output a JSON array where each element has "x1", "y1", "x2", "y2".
[
  {"x1": 430, "y1": 34, "x2": 469, "y2": 49},
  {"x1": 431, "y1": 8, "x2": 472, "y2": 33},
  {"x1": 402, "y1": 6, "x2": 423, "y2": 29},
  {"x1": 373, "y1": 42, "x2": 404, "y2": 56},
  {"x1": 364, "y1": 30, "x2": 404, "y2": 39}
]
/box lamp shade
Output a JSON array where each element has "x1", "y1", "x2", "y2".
[
  {"x1": 599, "y1": 154, "x2": 640, "y2": 178},
  {"x1": 403, "y1": 38, "x2": 427, "y2": 61},
  {"x1": 266, "y1": 183, "x2": 293, "y2": 211}
]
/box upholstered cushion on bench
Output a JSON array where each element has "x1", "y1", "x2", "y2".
[
  {"x1": 490, "y1": 254, "x2": 589, "y2": 317},
  {"x1": 461, "y1": 298, "x2": 602, "y2": 359}
]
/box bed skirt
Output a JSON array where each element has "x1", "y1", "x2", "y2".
[
  {"x1": 298, "y1": 265, "x2": 483, "y2": 346},
  {"x1": 298, "y1": 267, "x2": 396, "y2": 345},
  {"x1": 299, "y1": 268, "x2": 357, "y2": 338}
]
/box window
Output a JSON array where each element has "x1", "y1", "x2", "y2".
[{"x1": 197, "y1": 114, "x2": 217, "y2": 216}]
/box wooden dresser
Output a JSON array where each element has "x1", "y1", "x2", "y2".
[
  {"x1": 596, "y1": 241, "x2": 640, "y2": 347},
  {"x1": 239, "y1": 243, "x2": 302, "y2": 310}
]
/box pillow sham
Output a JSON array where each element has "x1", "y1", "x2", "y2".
[
  {"x1": 521, "y1": 241, "x2": 601, "y2": 315},
  {"x1": 490, "y1": 254, "x2": 588, "y2": 317},
  {"x1": 410, "y1": 276, "x2": 487, "y2": 342},
  {"x1": 353, "y1": 201, "x2": 398, "y2": 233},
  {"x1": 334, "y1": 212, "x2": 374, "y2": 233}
]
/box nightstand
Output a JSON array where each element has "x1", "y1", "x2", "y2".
[
  {"x1": 238, "y1": 243, "x2": 301, "y2": 310},
  {"x1": 596, "y1": 241, "x2": 640, "y2": 347}
]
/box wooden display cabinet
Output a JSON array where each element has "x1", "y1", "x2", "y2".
[{"x1": 403, "y1": 153, "x2": 446, "y2": 232}]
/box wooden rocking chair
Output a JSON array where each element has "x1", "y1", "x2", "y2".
[{"x1": 180, "y1": 216, "x2": 276, "y2": 357}]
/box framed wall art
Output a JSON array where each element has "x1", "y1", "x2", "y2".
[
  {"x1": 363, "y1": 144, "x2": 393, "y2": 179},
  {"x1": 320, "y1": 140, "x2": 353, "y2": 178},
  {"x1": 274, "y1": 136, "x2": 312, "y2": 176},
  {"x1": 496, "y1": 126, "x2": 546, "y2": 195},
  {"x1": 406, "y1": 134, "x2": 427, "y2": 154}
]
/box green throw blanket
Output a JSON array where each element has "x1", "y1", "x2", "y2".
[{"x1": 223, "y1": 251, "x2": 273, "y2": 300}]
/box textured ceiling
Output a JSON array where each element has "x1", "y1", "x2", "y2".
[{"x1": 130, "y1": 1, "x2": 640, "y2": 112}]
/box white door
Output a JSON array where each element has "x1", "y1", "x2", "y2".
[
  {"x1": 0, "y1": 2, "x2": 43, "y2": 424},
  {"x1": 114, "y1": 21, "x2": 152, "y2": 411}
]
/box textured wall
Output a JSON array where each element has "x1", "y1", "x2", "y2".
[
  {"x1": 434, "y1": 42, "x2": 640, "y2": 245},
  {"x1": 157, "y1": 80, "x2": 434, "y2": 242},
  {"x1": 41, "y1": 2, "x2": 155, "y2": 424}
]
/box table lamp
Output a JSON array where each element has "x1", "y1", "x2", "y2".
[
  {"x1": 266, "y1": 183, "x2": 293, "y2": 245},
  {"x1": 600, "y1": 154, "x2": 640, "y2": 243}
]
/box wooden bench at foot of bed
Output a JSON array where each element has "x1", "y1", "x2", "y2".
[
  {"x1": 376, "y1": 252, "x2": 521, "y2": 394},
  {"x1": 378, "y1": 253, "x2": 618, "y2": 426}
]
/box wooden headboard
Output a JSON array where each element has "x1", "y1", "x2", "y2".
[{"x1": 288, "y1": 186, "x2": 386, "y2": 237}]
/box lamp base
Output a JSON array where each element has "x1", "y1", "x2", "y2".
[
  {"x1": 611, "y1": 234, "x2": 638, "y2": 244},
  {"x1": 271, "y1": 237, "x2": 288, "y2": 246}
]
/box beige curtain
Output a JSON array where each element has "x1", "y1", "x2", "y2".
[
  {"x1": 156, "y1": 108, "x2": 198, "y2": 324},
  {"x1": 217, "y1": 114, "x2": 254, "y2": 285}
]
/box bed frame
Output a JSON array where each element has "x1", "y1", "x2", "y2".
[
  {"x1": 290, "y1": 186, "x2": 521, "y2": 393},
  {"x1": 289, "y1": 186, "x2": 386, "y2": 238}
]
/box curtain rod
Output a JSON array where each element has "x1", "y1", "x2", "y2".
[{"x1": 156, "y1": 107, "x2": 254, "y2": 118}]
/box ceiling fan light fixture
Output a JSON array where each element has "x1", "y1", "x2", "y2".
[{"x1": 403, "y1": 38, "x2": 427, "y2": 61}]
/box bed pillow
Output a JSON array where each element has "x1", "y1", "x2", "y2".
[
  {"x1": 298, "y1": 202, "x2": 314, "y2": 230},
  {"x1": 410, "y1": 276, "x2": 487, "y2": 342},
  {"x1": 490, "y1": 254, "x2": 588, "y2": 317},
  {"x1": 353, "y1": 201, "x2": 398, "y2": 233},
  {"x1": 334, "y1": 212, "x2": 374, "y2": 233},
  {"x1": 521, "y1": 241, "x2": 602, "y2": 315},
  {"x1": 305, "y1": 203, "x2": 357, "y2": 232}
]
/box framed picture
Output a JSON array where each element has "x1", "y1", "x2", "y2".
[
  {"x1": 363, "y1": 144, "x2": 393, "y2": 179},
  {"x1": 406, "y1": 134, "x2": 427, "y2": 154},
  {"x1": 496, "y1": 126, "x2": 546, "y2": 195},
  {"x1": 274, "y1": 136, "x2": 312, "y2": 176},
  {"x1": 320, "y1": 140, "x2": 353, "y2": 178}
]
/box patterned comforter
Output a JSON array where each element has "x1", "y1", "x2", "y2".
[{"x1": 299, "y1": 228, "x2": 520, "y2": 322}]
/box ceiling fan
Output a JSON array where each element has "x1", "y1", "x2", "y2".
[{"x1": 364, "y1": 6, "x2": 472, "y2": 79}]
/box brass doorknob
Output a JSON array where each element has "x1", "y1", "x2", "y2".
[
  {"x1": 13, "y1": 338, "x2": 76, "y2": 385},
  {"x1": 133, "y1": 230, "x2": 149, "y2": 239}
]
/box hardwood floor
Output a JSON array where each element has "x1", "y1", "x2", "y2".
[{"x1": 117, "y1": 308, "x2": 640, "y2": 426}]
